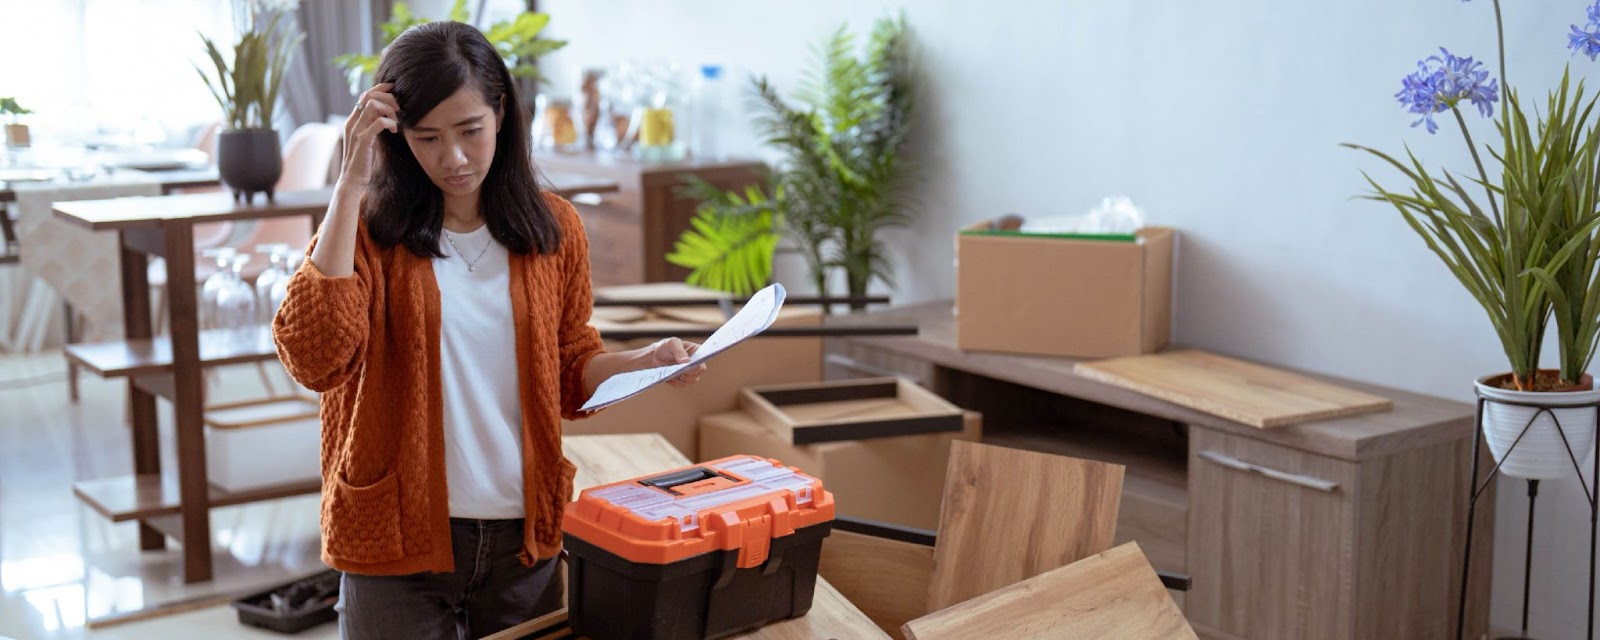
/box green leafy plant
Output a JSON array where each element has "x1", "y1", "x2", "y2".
[
  {"x1": 334, "y1": 0, "x2": 566, "y2": 91},
  {"x1": 0, "y1": 98, "x2": 31, "y2": 124},
  {"x1": 195, "y1": 11, "x2": 304, "y2": 131},
  {"x1": 670, "y1": 14, "x2": 917, "y2": 310},
  {"x1": 666, "y1": 177, "x2": 783, "y2": 296},
  {"x1": 1346, "y1": 3, "x2": 1600, "y2": 391}
]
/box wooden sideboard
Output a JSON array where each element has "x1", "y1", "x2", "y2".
[
  {"x1": 533, "y1": 150, "x2": 764, "y2": 286},
  {"x1": 821, "y1": 301, "x2": 1493, "y2": 640}
]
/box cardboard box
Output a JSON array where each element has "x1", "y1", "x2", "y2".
[
  {"x1": 561, "y1": 283, "x2": 823, "y2": 458},
  {"x1": 740, "y1": 377, "x2": 965, "y2": 444},
  {"x1": 698, "y1": 409, "x2": 982, "y2": 531},
  {"x1": 956, "y1": 224, "x2": 1174, "y2": 359}
]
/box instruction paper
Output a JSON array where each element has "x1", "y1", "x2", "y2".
[{"x1": 579, "y1": 283, "x2": 787, "y2": 412}]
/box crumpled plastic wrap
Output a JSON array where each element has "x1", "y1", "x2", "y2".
[{"x1": 1020, "y1": 195, "x2": 1146, "y2": 235}]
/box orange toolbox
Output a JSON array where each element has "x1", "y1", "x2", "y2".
[{"x1": 562, "y1": 455, "x2": 836, "y2": 639}]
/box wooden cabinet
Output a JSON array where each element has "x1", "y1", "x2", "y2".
[
  {"x1": 533, "y1": 150, "x2": 764, "y2": 286},
  {"x1": 821, "y1": 302, "x2": 1493, "y2": 639}
]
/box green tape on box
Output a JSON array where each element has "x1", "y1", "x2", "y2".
[{"x1": 960, "y1": 229, "x2": 1138, "y2": 242}]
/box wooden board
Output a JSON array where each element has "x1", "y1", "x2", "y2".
[
  {"x1": 53, "y1": 188, "x2": 331, "y2": 230},
  {"x1": 1073, "y1": 349, "x2": 1393, "y2": 429},
  {"x1": 926, "y1": 441, "x2": 1124, "y2": 612},
  {"x1": 819, "y1": 529, "x2": 935, "y2": 639},
  {"x1": 481, "y1": 580, "x2": 888, "y2": 640},
  {"x1": 905, "y1": 542, "x2": 1195, "y2": 640}
]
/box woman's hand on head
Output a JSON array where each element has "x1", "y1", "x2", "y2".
[
  {"x1": 651, "y1": 337, "x2": 706, "y2": 387},
  {"x1": 341, "y1": 83, "x2": 400, "y2": 189}
]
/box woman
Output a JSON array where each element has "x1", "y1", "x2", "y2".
[{"x1": 272, "y1": 22, "x2": 705, "y2": 639}]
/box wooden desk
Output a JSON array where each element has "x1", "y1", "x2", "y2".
[
  {"x1": 821, "y1": 302, "x2": 1493, "y2": 640},
  {"x1": 54, "y1": 189, "x2": 330, "y2": 583},
  {"x1": 505, "y1": 434, "x2": 888, "y2": 640}
]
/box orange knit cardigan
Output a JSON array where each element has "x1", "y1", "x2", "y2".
[{"x1": 272, "y1": 193, "x2": 605, "y2": 575}]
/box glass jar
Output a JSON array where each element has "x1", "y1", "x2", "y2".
[{"x1": 633, "y1": 63, "x2": 687, "y2": 163}]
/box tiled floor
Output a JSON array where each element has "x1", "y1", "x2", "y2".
[{"x1": 0, "y1": 350, "x2": 337, "y2": 640}]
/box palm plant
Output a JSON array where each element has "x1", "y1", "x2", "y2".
[
  {"x1": 334, "y1": 0, "x2": 566, "y2": 93},
  {"x1": 667, "y1": 176, "x2": 783, "y2": 296},
  {"x1": 196, "y1": 11, "x2": 303, "y2": 131},
  {"x1": 668, "y1": 14, "x2": 917, "y2": 311}
]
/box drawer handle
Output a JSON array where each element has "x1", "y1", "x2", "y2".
[
  {"x1": 824, "y1": 353, "x2": 924, "y2": 385},
  {"x1": 1198, "y1": 450, "x2": 1339, "y2": 492}
]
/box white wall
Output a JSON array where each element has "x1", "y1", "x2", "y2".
[{"x1": 532, "y1": 0, "x2": 1600, "y2": 634}]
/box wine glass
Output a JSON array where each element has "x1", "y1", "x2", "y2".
[
  {"x1": 254, "y1": 243, "x2": 292, "y2": 325},
  {"x1": 213, "y1": 254, "x2": 257, "y2": 347},
  {"x1": 200, "y1": 247, "x2": 238, "y2": 332}
]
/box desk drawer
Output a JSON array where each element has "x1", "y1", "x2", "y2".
[{"x1": 1186, "y1": 428, "x2": 1357, "y2": 640}]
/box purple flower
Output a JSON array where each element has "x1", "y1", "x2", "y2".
[
  {"x1": 1395, "y1": 48, "x2": 1499, "y2": 134},
  {"x1": 1571, "y1": 0, "x2": 1600, "y2": 60}
]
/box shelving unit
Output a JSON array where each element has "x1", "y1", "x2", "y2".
[{"x1": 54, "y1": 189, "x2": 328, "y2": 583}]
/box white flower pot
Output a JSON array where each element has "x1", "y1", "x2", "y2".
[{"x1": 1476, "y1": 373, "x2": 1600, "y2": 480}]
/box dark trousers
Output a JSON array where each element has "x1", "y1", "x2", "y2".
[{"x1": 337, "y1": 518, "x2": 563, "y2": 640}]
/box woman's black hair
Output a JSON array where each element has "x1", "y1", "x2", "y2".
[{"x1": 365, "y1": 20, "x2": 560, "y2": 257}]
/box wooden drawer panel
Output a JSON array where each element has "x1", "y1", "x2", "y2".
[{"x1": 1187, "y1": 428, "x2": 1358, "y2": 640}]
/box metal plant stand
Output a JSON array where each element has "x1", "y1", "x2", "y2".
[{"x1": 1455, "y1": 393, "x2": 1600, "y2": 640}]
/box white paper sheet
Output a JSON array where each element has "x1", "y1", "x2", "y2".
[{"x1": 579, "y1": 283, "x2": 787, "y2": 412}]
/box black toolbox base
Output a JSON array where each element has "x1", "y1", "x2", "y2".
[{"x1": 565, "y1": 521, "x2": 831, "y2": 640}]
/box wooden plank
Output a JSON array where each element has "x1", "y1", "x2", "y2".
[
  {"x1": 541, "y1": 170, "x2": 620, "y2": 197},
  {"x1": 926, "y1": 441, "x2": 1125, "y2": 612},
  {"x1": 563, "y1": 433, "x2": 693, "y2": 491},
  {"x1": 481, "y1": 580, "x2": 887, "y2": 640},
  {"x1": 1073, "y1": 350, "x2": 1393, "y2": 429},
  {"x1": 830, "y1": 302, "x2": 1474, "y2": 461},
  {"x1": 73, "y1": 473, "x2": 323, "y2": 522},
  {"x1": 819, "y1": 529, "x2": 935, "y2": 640},
  {"x1": 740, "y1": 378, "x2": 964, "y2": 444},
  {"x1": 904, "y1": 542, "x2": 1195, "y2": 640},
  {"x1": 74, "y1": 474, "x2": 183, "y2": 522},
  {"x1": 63, "y1": 326, "x2": 278, "y2": 378},
  {"x1": 52, "y1": 187, "x2": 331, "y2": 230}
]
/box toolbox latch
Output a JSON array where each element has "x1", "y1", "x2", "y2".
[{"x1": 736, "y1": 515, "x2": 773, "y2": 569}]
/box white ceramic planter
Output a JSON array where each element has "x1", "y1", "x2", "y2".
[{"x1": 1476, "y1": 373, "x2": 1600, "y2": 480}]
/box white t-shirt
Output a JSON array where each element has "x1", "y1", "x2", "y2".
[{"x1": 434, "y1": 223, "x2": 524, "y2": 519}]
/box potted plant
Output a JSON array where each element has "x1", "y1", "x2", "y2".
[
  {"x1": 334, "y1": 0, "x2": 566, "y2": 103},
  {"x1": 1, "y1": 97, "x2": 31, "y2": 148},
  {"x1": 667, "y1": 15, "x2": 917, "y2": 311},
  {"x1": 1347, "y1": 2, "x2": 1600, "y2": 479},
  {"x1": 195, "y1": 2, "x2": 304, "y2": 204}
]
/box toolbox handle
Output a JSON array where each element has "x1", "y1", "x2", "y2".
[{"x1": 638, "y1": 467, "x2": 724, "y2": 492}]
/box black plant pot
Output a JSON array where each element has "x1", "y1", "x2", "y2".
[{"x1": 218, "y1": 129, "x2": 282, "y2": 204}]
